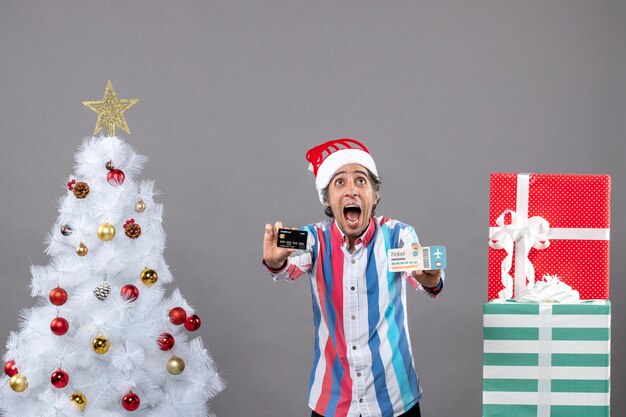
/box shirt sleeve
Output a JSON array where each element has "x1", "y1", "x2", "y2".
[
  {"x1": 261, "y1": 229, "x2": 315, "y2": 282},
  {"x1": 399, "y1": 225, "x2": 445, "y2": 298}
]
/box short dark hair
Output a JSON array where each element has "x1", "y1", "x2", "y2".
[{"x1": 321, "y1": 169, "x2": 382, "y2": 218}]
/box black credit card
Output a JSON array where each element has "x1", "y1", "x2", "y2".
[{"x1": 277, "y1": 228, "x2": 308, "y2": 250}]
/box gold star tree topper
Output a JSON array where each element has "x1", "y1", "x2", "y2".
[{"x1": 83, "y1": 80, "x2": 139, "y2": 137}]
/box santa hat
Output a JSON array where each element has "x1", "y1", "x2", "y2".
[{"x1": 306, "y1": 138, "x2": 378, "y2": 204}]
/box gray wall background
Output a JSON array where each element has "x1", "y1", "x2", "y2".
[{"x1": 0, "y1": 1, "x2": 624, "y2": 416}]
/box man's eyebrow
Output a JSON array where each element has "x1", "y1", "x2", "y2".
[
  {"x1": 330, "y1": 171, "x2": 347, "y2": 181},
  {"x1": 354, "y1": 170, "x2": 369, "y2": 177}
]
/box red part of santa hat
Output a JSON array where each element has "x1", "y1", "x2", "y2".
[{"x1": 306, "y1": 138, "x2": 378, "y2": 204}]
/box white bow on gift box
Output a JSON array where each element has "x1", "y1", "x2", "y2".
[{"x1": 489, "y1": 209, "x2": 550, "y2": 299}]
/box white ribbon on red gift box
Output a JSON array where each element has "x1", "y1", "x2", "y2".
[{"x1": 488, "y1": 173, "x2": 610, "y2": 300}]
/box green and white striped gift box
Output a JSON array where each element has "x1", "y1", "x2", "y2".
[{"x1": 483, "y1": 300, "x2": 610, "y2": 417}]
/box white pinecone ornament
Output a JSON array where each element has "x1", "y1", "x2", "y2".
[{"x1": 93, "y1": 281, "x2": 112, "y2": 301}]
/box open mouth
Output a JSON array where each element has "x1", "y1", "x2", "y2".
[{"x1": 343, "y1": 204, "x2": 362, "y2": 226}]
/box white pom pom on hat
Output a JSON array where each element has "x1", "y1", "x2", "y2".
[{"x1": 305, "y1": 138, "x2": 378, "y2": 204}]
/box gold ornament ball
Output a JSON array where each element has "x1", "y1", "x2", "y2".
[
  {"x1": 97, "y1": 223, "x2": 116, "y2": 241},
  {"x1": 166, "y1": 355, "x2": 185, "y2": 375},
  {"x1": 70, "y1": 392, "x2": 87, "y2": 411},
  {"x1": 9, "y1": 374, "x2": 28, "y2": 392},
  {"x1": 140, "y1": 268, "x2": 158, "y2": 287},
  {"x1": 76, "y1": 243, "x2": 88, "y2": 257},
  {"x1": 135, "y1": 198, "x2": 146, "y2": 213},
  {"x1": 92, "y1": 335, "x2": 110, "y2": 354}
]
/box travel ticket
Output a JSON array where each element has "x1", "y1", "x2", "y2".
[{"x1": 388, "y1": 245, "x2": 447, "y2": 272}]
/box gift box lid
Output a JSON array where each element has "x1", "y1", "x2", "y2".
[{"x1": 489, "y1": 173, "x2": 610, "y2": 229}]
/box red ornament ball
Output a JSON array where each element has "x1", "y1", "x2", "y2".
[
  {"x1": 122, "y1": 391, "x2": 141, "y2": 411},
  {"x1": 157, "y1": 333, "x2": 175, "y2": 351},
  {"x1": 169, "y1": 307, "x2": 187, "y2": 325},
  {"x1": 51, "y1": 369, "x2": 69, "y2": 388},
  {"x1": 107, "y1": 169, "x2": 125, "y2": 186},
  {"x1": 184, "y1": 315, "x2": 201, "y2": 331},
  {"x1": 50, "y1": 317, "x2": 69, "y2": 336},
  {"x1": 4, "y1": 360, "x2": 18, "y2": 377},
  {"x1": 49, "y1": 287, "x2": 68, "y2": 306},
  {"x1": 120, "y1": 284, "x2": 139, "y2": 302}
]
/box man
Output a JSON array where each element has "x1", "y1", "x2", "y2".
[{"x1": 263, "y1": 139, "x2": 443, "y2": 417}]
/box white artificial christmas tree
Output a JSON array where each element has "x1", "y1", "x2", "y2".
[{"x1": 0, "y1": 82, "x2": 224, "y2": 417}]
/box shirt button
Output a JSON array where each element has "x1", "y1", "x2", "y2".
[
  {"x1": 351, "y1": 286, "x2": 355, "y2": 291},
  {"x1": 351, "y1": 259, "x2": 356, "y2": 264},
  {"x1": 357, "y1": 372, "x2": 362, "y2": 377},
  {"x1": 359, "y1": 399, "x2": 363, "y2": 403},
  {"x1": 352, "y1": 346, "x2": 357, "y2": 350},
  {"x1": 351, "y1": 315, "x2": 356, "y2": 320}
]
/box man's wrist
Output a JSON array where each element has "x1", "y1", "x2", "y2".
[
  {"x1": 421, "y1": 278, "x2": 441, "y2": 290},
  {"x1": 263, "y1": 259, "x2": 288, "y2": 272},
  {"x1": 422, "y1": 276, "x2": 443, "y2": 294}
]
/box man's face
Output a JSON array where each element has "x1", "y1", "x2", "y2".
[{"x1": 326, "y1": 163, "x2": 379, "y2": 240}]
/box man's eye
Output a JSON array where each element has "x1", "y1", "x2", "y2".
[
  {"x1": 356, "y1": 178, "x2": 366, "y2": 185},
  {"x1": 335, "y1": 179, "x2": 344, "y2": 186}
]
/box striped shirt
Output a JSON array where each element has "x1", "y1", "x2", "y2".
[{"x1": 265, "y1": 216, "x2": 443, "y2": 417}]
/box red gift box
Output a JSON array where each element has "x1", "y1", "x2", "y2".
[{"x1": 488, "y1": 173, "x2": 611, "y2": 300}]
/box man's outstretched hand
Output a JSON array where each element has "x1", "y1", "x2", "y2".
[{"x1": 263, "y1": 221, "x2": 296, "y2": 270}]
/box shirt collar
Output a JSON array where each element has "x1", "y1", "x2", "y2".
[{"x1": 330, "y1": 217, "x2": 377, "y2": 248}]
